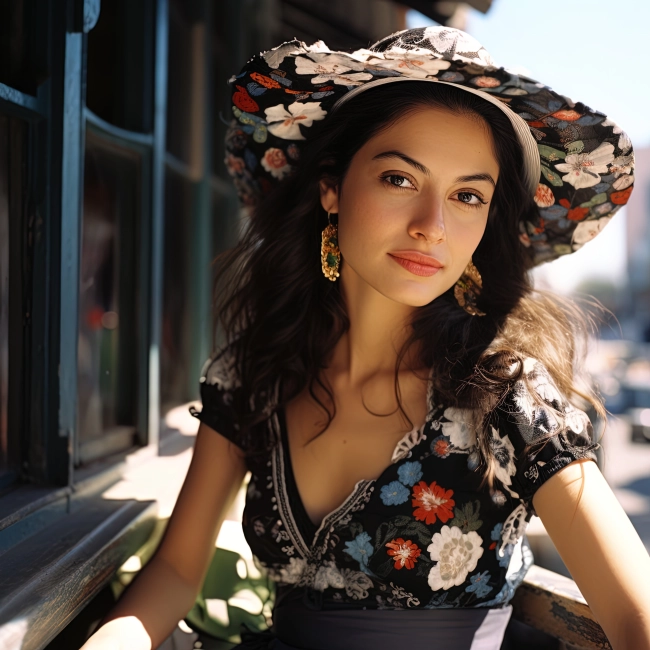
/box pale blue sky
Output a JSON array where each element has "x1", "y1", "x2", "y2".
[{"x1": 407, "y1": 1, "x2": 649, "y2": 292}]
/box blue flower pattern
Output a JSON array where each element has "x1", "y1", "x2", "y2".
[
  {"x1": 344, "y1": 532, "x2": 374, "y2": 572},
  {"x1": 397, "y1": 461, "x2": 423, "y2": 486},
  {"x1": 491, "y1": 522, "x2": 514, "y2": 568},
  {"x1": 466, "y1": 571, "x2": 494, "y2": 599},
  {"x1": 380, "y1": 480, "x2": 410, "y2": 506}
]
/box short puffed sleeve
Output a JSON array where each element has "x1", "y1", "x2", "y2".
[
  {"x1": 489, "y1": 358, "x2": 600, "y2": 514},
  {"x1": 189, "y1": 345, "x2": 244, "y2": 448}
]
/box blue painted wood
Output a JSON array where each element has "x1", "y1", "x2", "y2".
[
  {"x1": 84, "y1": 107, "x2": 154, "y2": 149},
  {"x1": 0, "y1": 83, "x2": 40, "y2": 115},
  {"x1": 58, "y1": 31, "x2": 84, "y2": 478},
  {"x1": 145, "y1": 0, "x2": 169, "y2": 448},
  {"x1": 83, "y1": 0, "x2": 102, "y2": 33},
  {"x1": 189, "y1": 0, "x2": 214, "y2": 395}
]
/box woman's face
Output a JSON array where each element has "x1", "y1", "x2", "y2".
[{"x1": 320, "y1": 106, "x2": 500, "y2": 307}]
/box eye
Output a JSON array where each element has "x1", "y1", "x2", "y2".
[
  {"x1": 381, "y1": 174, "x2": 416, "y2": 190},
  {"x1": 454, "y1": 191, "x2": 488, "y2": 208}
]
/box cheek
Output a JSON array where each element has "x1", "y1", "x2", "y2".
[
  {"x1": 336, "y1": 186, "x2": 394, "y2": 261},
  {"x1": 448, "y1": 215, "x2": 488, "y2": 259}
]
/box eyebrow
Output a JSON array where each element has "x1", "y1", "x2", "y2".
[{"x1": 372, "y1": 150, "x2": 496, "y2": 188}]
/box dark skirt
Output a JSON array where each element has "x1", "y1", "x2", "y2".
[{"x1": 234, "y1": 603, "x2": 513, "y2": 650}]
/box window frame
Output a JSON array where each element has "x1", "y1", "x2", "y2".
[{"x1": 0, "y1": 0, "x2": 169, "y2": 516}]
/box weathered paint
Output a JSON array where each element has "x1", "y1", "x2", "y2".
[{"x1": 512, "y1": 565, "x2": 611, "y2": 649}]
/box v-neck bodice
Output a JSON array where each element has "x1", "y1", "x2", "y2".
[
  {"x1": 192, "y1": 348, "x2": 600, "y2": 611},
  {"x1": 277, "y1": 406, "x2": 319, "y2": 541},
  {"x1": 277, "y1": 403, "x2": 429, "y2": 542}
]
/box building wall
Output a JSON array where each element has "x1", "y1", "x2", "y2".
[{"x1": 625, "y1": 147, "x2": 650, "y2": 340}]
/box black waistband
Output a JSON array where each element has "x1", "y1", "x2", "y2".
[{"x1": 269, "y1": 601, "x2": 513, "y2": 650}]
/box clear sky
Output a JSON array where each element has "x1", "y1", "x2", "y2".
[{"x1": 407, "y1": 0, "x2": 650, "y2": 293}]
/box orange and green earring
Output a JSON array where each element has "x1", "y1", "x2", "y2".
[
  {"x1": 454, "y1": 259, "x2": 486, "y2": 316},
  {"x1": 321, "y1": 212, "x2": 340, "y2": 281}
]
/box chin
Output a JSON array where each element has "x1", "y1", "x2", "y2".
[{"x1": 378, "y1": 280, "x2": 445, "y2": 308}]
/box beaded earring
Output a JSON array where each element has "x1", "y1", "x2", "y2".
[
  {"x1": 321, "y1": 212, "x2": 340, "y2": 281},
  {"x1": 454, "y1": 259, "x2": 486, "y2": 316}
]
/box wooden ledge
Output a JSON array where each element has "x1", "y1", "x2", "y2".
[
  {"x1": 512, "y1": 564, "x2": 611, "y2": 649},
  {"x1": 0, "y1": 498, "x2": 157, "y2": 650}
]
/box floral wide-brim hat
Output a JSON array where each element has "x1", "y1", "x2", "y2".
[{"x1": 224, "y1": 26, "x2": 634, "y2": 266}]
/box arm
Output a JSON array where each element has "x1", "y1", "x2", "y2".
[
  {"x1": 81, "y1": 423, "x2": 248, "y2": 650},
  {"x1": 533, "y1": 458, "x2": 650, "y2": 650}
]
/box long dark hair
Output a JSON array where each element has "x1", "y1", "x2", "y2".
[{"x1": 213, "y1": 81, "x2": 604, "y2": 487}]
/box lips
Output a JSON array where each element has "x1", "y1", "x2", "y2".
[{"x1": 388, "y1": 251, "x2": 444, "y2": 278}]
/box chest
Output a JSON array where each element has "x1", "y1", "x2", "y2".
[
  {"x1": 284, "y1": 377, "x2": 430, "y2": 528},
  {"x1": 241, "y1": 404, "x2": 529, "y2": 611}
]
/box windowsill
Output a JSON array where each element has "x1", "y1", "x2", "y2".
[
  {"x1": 0, "y1": 403, "x2": 210, "y2": 649},
  {"x1": 0, "y1": 484, "x2": 72, "y2": 534}
]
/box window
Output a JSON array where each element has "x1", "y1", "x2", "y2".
[
  {"x1": 0, "y1": 117, "x2": 10, "y2": 478},
  {"x1": 85, "y1": 0, "x2": 154, "y2": 132},
  {"x1": 161, "y1": 0, "x2": 212, "y2": 411},
  {"x1": 0, "y1": 0, "x2": 47, "y2": 95},
  {"x1": 161, "y1": 168, "x2": 192, "y2": 409},
  {"x1": 75, "y1": 0, "x2": 157, "y2": 465},
  {"x1": 0, "y1": 113, "x2": 27, "y2": 486},
  {"x1": 77, "y1": 133, "x2": 143, "y2": 464}
]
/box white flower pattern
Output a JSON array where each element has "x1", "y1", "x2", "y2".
[
  {"x1": 202, "y1": 349, "x2": 241, "y2": 392},
  {"x1": 427, "y1": 525, "x2": 484, "y2": 591},
  {"x1": 572, "y1": 216, "x2": 612, "y2": 248},
  {"x1": 264, "y1": 101, "x2": 328, "y2": 140},
  {"x1": 554, "y1": 142, "x2": 615, "y2": 189},
  {"x1": 265, "y1": 557, "x2": 306, "y2": 585},
  {"x1": 441, "y1": 407, "x2": 477, "y2": 449},
  {"x1": 365, "y1": 53, "x2": 451, "y2": 78},
  {"x1": 489, "y1": 426, "x2": 518, "y2": 498},
  {"x1": 294, "y1": 53, "x2": 373, "y2": 86},
  {"x1": 314, "y1": 563, "x2": 346, "y2": 591},
  {"x1": 340, "y1": 568, "x2": 374, "y2": 600}
]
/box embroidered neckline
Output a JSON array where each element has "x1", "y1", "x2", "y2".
[{"x1": 273, "y1": 377, "x2": 435, "y2": 557}]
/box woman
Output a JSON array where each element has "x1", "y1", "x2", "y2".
[{"x1": 82, "y1": 27, "x2": 650, "y2": 650}]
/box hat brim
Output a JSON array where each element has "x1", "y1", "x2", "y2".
[
  {"x1": 224, "y1": 27, "x2": 635, "y2": 267},
  {"x1": 331, "y1": 76, "x2": 541, "y2": 197}
]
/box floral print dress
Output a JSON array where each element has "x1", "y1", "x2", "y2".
[{"x1": 191, "y1": 350, "x2": 599, "y2": 613}]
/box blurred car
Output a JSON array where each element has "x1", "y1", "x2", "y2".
[
  {"x1": 622, "y1": 383, "x2": 650, "y2": 443},
  {"x1": 617, "y1": 353, "x2": 650, "y2": 443},
  {"x1": 585, "y1": 340, "x2": 650, "y2": 444}
]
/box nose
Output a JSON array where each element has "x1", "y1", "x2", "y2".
[{"x1": 407, "y1": 198, "x2": 446, "y2": 245}]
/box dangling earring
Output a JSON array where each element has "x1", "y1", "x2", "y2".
[
  {"x1": 454, "y1": 259, "x2": 486, "y2": 316},
  {"x1": 321, "y1": 212, "x2": 340, "y2": 281}
]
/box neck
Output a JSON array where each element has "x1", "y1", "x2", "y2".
[{"x1": 328, "y1": 264, "x2": 420, "y2": 385}]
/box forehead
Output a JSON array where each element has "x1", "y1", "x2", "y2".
[{"x1": 359, "y1": 106, "x2": 499, "y2": 172}]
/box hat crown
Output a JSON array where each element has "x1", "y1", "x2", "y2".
[{"x1": 369, "y1": 26, "x2": 496, "y2": 68}]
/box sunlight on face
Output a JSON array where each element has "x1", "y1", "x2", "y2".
[{"x1": 320, "y1": 106, "x2": 500, "y2": 308}]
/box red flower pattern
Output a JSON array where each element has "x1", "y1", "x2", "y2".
[
  {"x1": 412, "y1": 480, "x2": 455, "y2": 525},
  {"x1": 385, "y1": 538, "x2": 421, "y2": 570}
]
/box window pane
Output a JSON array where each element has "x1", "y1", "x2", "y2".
[
  {"x1": 85, "y1": 0, "x2": 155, "y2": 132},
  {"x1": 0, "y1": 113, "x2": 26, "y2": 481},
  {"x1": 0, "y1": 117, "x2": 9, "y2": 476},
  {"x1": 0, "y1": 0, "x2": 46, "y2": 95},
  {"x1": 211, "y1": 4, "x2": 235, "y2": 179},
  {"x1": 161, "y1": 168, "x2": 192, "y2": 409},
  {"x1": 77, "y1": 132, "x2": 141, "y2": 464},
  {"x1": 166, "y1": 0, "x2": 199, "y2": 165}
]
